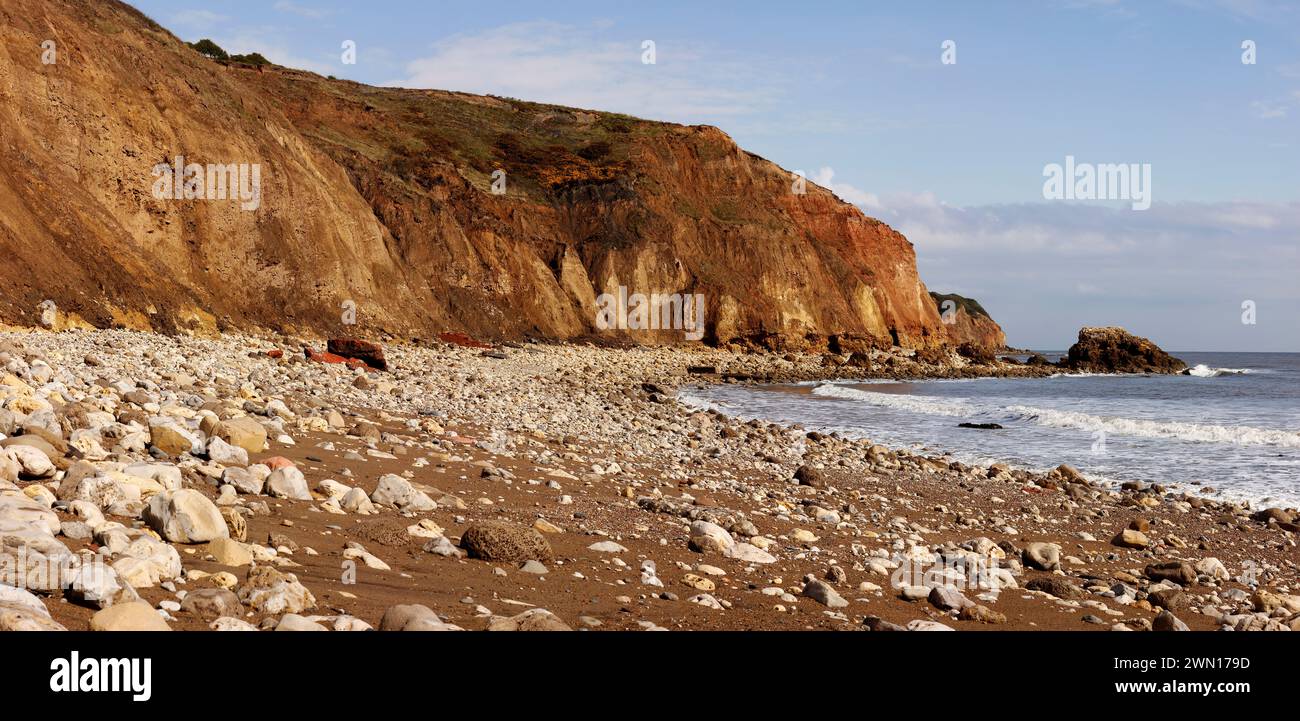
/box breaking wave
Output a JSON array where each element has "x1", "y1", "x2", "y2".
[{"x1": 811, "y1": 383, "x2": 1300, "y2": 448}]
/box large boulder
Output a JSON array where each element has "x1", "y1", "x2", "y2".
[
  {"x1": 0, "y1": 583, "x2": 66, "y2": 631},
  {"x1": 1062, "y1": 327, "x2": 1186, "y2": 374},
  {"x1": 237, "y1": 566, "x2": 316, "y2": 614},
  {"x1": 143, "y1": 489, "x2": 229, "y2": 543},
  {"x1": 460, "y1": 521, "x2": 552, "y2": 562},
  {"x1": 327, "y1": 338, "x2": 388, "y2": 371},
  {"x1": 211, "y1": 418, "x2": 268, "y2": 456},
  {"x1": 370, "y1": 474, "x2": 435, "y2": 512},
  {"x1": 265, "y1": 466, "x2": 311, "y2": 501},
  {"x1": 147, "y1": 419, "x2": 203, "y2": 456}
]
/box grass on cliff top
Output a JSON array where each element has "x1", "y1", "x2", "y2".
[{"x1": 930, "y1": 292, "x2": 991, "y2": 319}]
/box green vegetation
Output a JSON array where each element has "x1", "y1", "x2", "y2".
[
  {"x1": 188, "y1": 38, "x2": 228, "y2": 60},
  {"x1": 929, "y1": 292, "x2": 990, "y2": 319},
  {"x1": 186, "y1": 39, "x2": 271, "y2": 67}
]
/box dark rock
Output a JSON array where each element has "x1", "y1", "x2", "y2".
[
  {"x1": 327, "y1": 338, "x2": 387, "y2": 371},
  {"x1": 1025, "y1": 576, "x2": 1084, "y2": 600},
  {"x1": 460, "y1": 521, "x2": 553, "y2": 562},
  {"x1": 1147, "y1": 588, "x2": 1187, "y2": 611},
  {"x1": 1061, "y1": 326, "x2": 1185, "y2": 374},
  {"x1": 1253, "y1": 507, "x2": 1296, "y2": 525},
  {"x1": 1153, "y1": 609, "x2": 1190, "y2": 631},
  {"x1": 1145, "y1": 561, "x2": 1196, "y2": 586},
  {"x1": 793, "y1": 464, "x2": 824, "y2": 488},
  {"x1": 958, "y1": 422, "x2": 1003, "y2": 430},
  {"x1": 862, "y1": 615, "x2": 907, "y2": 631}
]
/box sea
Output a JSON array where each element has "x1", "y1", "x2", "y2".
[{"x1": 678, "y1": 352, "x2": 1300, "y2": 510}]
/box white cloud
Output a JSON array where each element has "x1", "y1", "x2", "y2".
[
  {"x1": 388, "y1": 21, "x2": 776, "y2": 123},
  {"x1": 810, "y1": 167, "x2": 882, "y2": 210},
  {"x1": 849, "y1": 192, "x2": 1300, "y2": 349}
]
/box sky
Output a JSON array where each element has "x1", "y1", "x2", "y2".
[{"x1": 130, "y1": 0, "x2": 1300, "y2": 351}]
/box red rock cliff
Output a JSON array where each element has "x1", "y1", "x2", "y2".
[{"x1": 0, "y1": 0, "x2": 955, "y2": 350}]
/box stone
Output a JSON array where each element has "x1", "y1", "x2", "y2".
[
  {"x1": 0, "y1": 584, "x2": 65, "y2": 630},
  {"x1": 1194, "y1": 557, "x2": 1229, "y2": 581},
  {"x1": 266, "y1": 466, "x2": 312, "y2": 501},
  {"x1": 379, "y1": 604, "x2": 462, "y2": 631},
  {"x1": 212, "y1": 417, "x2": 268, "y2": 455},
  {"x1": 222, "y1": 467, "x2": 264, "y2": 495},
  {"x1": 6, "y1": 444, "x2": 55, "y2": 479},
  {"x1": 1147, "y1": 588, "x2": 1186, "y2": 611},
  {"x1": 906, "y1": 620, "x2": 955, "y2": 631},
  {"x1": 959, "y1": 604, "x2": 1007, "y2": 624},
  {"x1": 1025, "y1": 576, "x2": 1084, "y2": 600},
  {"x1": 220, "y1": 507, "x2": 248, "y2": 542},
  {"x1": 587, "y1": 540, "x2": 628, "y2": 553},
  {"x1": 929, "y1": 585, "x2": 974, "y2": 611},
  {"x1": 64, "y1": 561, "x2": 140, "y2": 609},
  {"x1": 144, "y1": 489, "x2": 229, "y2": 543},
  {"x1": 180, "y1": 588, "x2": 241, "y2": 620},
  {"x1": 148, "y1": 420, "x2": 201, "y2": 456},
  {"x1": 793, "y1": 464, "x2": 824, "y2": 487},
  {"x1": 487, "y1": 608, "x2": 572, "y2": 631},
  {"x1": 207, "y1": 436, "x2": 249, "y2": 466},
  {"x1": 207, "y1": 537, "x2": 253, "y2": 567},
  {"x1": 519, "y1": 560, "x2": 548, "y2": 574},
  {"x1": 275, "y1": 613, "x2": 328, "y2": 631},
  {"x1": 1063, "y1": 326, "x2": 1186, "y2": 374},
  {"x1": 1145, "y1": 561, "x2": 1196, "y2": 586},
  {"x1": 802, "y1": 577, "x2": 849, "y2": 608},
  {"x1": 328, "y1": 338, "x2": 388, "y2": 371},
  {"x1": 532, "y1": 518, "x2": 564, "y2": 534},
  {"x1": 237, "y1": 566, "x2": 316, "y2": 615},
  {"x1": 210, "y1": 617, "x2": 259, "y2": 631},
  {"x1": 1022, "y1": 542, "x2": 1061, "y2": 571},
  {"x1": 112, "y1": 534, "x2": 182, "y2": 588},
  {"x1": 1153, "y1": 609, "x2": 1190, "y2": 631},
  {"x1": 688, "y1": 520, "x2": 734, "y2": 555},
  {"x1": 370, "y1": 474, "x2": 436, "y2": 512},
  {"x1": 89, "y1": 601, "x2": 171, "y2": 631},
  {"x1": 460, "y1": 521, "x2": 552, "y2": 562},
  {"x1": 0, "y1": 492, "x2": 61, "y2": 535},
  {"x1": 1113, "y1": 528, "x2": 1150, "y2": 549},
  {"x1": 423, "y1": 535, "x2": 465, "y2": 558},
  {"x1": 340, "y1": 487, "x2": 376, "y2": 514},
  {"x1": 725, "y1": 542, "x2": 777, "y2": 564}
]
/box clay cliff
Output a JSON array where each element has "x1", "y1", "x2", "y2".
[
  {"x1": 0, "y1": 0, "x2": 966, "y2": 350},
  {"x1": 930, "y1": 292, "x2": 1007, "y2": 350}
]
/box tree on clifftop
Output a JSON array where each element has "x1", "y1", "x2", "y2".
[{"x1": 188, "y1": 38, "x2": 228, "y2": 61}]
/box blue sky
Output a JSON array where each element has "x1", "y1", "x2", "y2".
[{"x1": 132, "y1": 0, "x2": 1300, "y2": 351}]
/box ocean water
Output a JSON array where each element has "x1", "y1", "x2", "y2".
[{"x1": 679, "y1": 352, "x2": 1300, "y2": 509}]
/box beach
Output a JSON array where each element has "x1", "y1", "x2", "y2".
[{"x1": 2, "y1": 329, "x2": 1296, "y2": 632}]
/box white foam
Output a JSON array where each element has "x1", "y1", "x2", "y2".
[
  {"x1": 1004, "y1": 405, "x2": 1300, "y2": 448},
  {"x1": 1184, "y1": 364, "x2": 1250, "y2": 378},
  {"x1": 811, "y1": 383, "x2": 1300, "y2": 448},
  {"x1": 676, "y1": 391, "x2": 729, "y2": 414}
]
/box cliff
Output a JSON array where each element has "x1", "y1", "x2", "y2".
[
  {"x1": 0, "y1": 0, "x2": 958, "y2": 350},
  {"x1": 930, "y1": 292, "x2": 1007, "y2": 350}
]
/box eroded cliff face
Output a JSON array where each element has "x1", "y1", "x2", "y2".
[
  {"x1": 930, "y1": 293, "x2": 1007, "y2": 350},
  {"x1": 0, "y1": 0, "x2": 954, "y2": 350}
]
